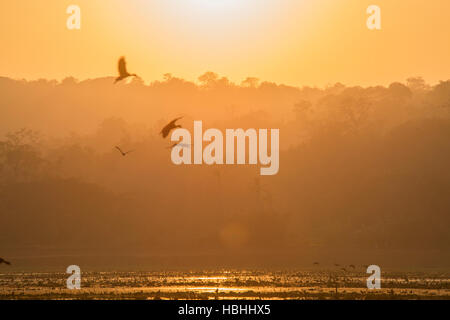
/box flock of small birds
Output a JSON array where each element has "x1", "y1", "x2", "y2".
[{"x1": 113, "y1": 57, "x2": 186, "y2": 157}]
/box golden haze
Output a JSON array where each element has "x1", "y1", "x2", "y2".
[{"x1": 0, "y1": 0, "x2": 449, "y2": 86}]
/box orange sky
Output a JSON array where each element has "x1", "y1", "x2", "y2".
[{"x1": 1, "y1": 0, "x2": 449, "y2": 86}]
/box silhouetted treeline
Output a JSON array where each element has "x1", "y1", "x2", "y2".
[{"x1": 0, "y1": 75, "x2": 449, "y2": 268}]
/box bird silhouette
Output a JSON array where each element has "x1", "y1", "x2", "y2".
[
  {"x1": 313, "y1": 262, "x2": 319, "y2": 265},
  {"x1": 160, "y1": 117, "x2": 183, "y2": 138},
  {"x1": 115, "y1": 146, "x2": 134, "y2": 156},
  {"x1": 114, "y1": 57, "x2": 138, "y2": 83},
  {"x1": 0, "y1": 258, "x2": 11, "y2": 265}
]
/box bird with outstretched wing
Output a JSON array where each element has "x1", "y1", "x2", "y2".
[
  {"x1": 115, "y1": 146, "x2": 134, "y2": 156},
  {"x1": 114, "y1": 56, "x2": 138, "y2": 83},
  {"x1": 160, "y1": 117, "x2": 183, "y2": 138}
]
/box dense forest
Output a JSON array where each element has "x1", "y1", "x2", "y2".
[{"x1": 0, "y1": 74, "x2": 449, "y2": 268}]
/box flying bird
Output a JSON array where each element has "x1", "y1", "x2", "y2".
[
  {"x1": 0, "y1": 258, "x2": 11, "y2": 265},
  {"x1": 114, "y1": 56, "x2": 138, "y2": 83},
  {"x1": 160, "y1": 117, "x2": 183, "y2": 138},
  {"x1": 313, "y1": 262, "x2": 319, "y2": 265},
  {"x1": 115, "y1": 146, "x2": 134, "y2": 156}
]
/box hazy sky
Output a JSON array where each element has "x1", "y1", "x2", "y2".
[{"x1": 1, "y1": 0, "x2": 449, "y2": 86}]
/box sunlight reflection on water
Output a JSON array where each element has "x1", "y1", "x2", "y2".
[{"x1": 0, "y1": 270, "x2": 449, "y2": 299}]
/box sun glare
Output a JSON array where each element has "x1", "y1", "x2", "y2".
[
  {"x1": 179, "y1": 0, "x2": 256, "y2": 18},
  {"x1": 192, "y1": 0, "x2": 242, "y2": 10}
]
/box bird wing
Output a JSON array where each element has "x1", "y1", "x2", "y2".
[
  {"x1": 168, "y1": 117, "x2": 183, "y2": 126},
  {"x1": 167, "y1": 142, "x2": 179, "y2": 149},
  {"x1": 118, "y1": 57, "x2": 128, "y2": 76},
  {"x1": 161, "y1": 117, "x2": 182, "y2": 138},
  {"x1": 115, "y1": 146, "x2": 124, "y2": 155},
  {"x1": 167, "y1": 143, "x2": 190, "y2": 149}
]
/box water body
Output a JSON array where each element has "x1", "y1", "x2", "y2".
[{"x1": 0, "y1": 270, "x2": 449, "y2": 300}]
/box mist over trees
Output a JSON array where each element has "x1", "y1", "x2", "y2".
[{"x1": 1, "y1": 74, "x2": 449, "y2": 268}]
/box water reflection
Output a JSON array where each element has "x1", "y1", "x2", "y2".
[{"x1": 0, "y1": 270, "x2": 449, "y2": 300}]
